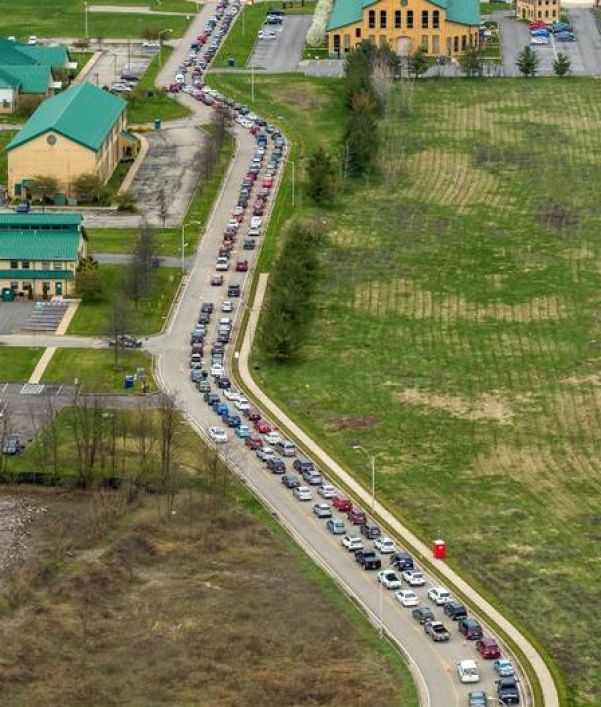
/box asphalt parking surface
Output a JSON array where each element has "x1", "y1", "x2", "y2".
[
  {"x1": 248, "y1": 16, "x2": 312, "y2": 70},
  {"x1": 0, "y1": 303, "x2": 35, "y2": 334},
  {"x1": 83, "y1": 43, "x2": 158, "y2": 88},
  {"x1": 499, "y1": 8, "x2": 601, "y2": 76}
]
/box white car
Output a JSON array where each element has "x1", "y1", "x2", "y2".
[
  {"x1": 234, "y1": 399, "x2": 250, "y2": 411},
  {"x1": 219, "y1": 316, "x2": 232, "y2": 326},
  {"x1": 256, "y1": 446, "x2": 275, "y2": 461},
  {"x1": 530, "y1": 35, "x2": 549, "y2": 45},
  {"x1": 395, "y1": 589, "x2": 419, "y2": 607},
  {"x1": 377, "y1": 570, "x2": 402, "y2": 590},
  {"x1": 428, "y1": 586, "x2": 452, "y2": 605},
  {"x1": 223, "y1": 389, "x2": 241, "y2": 401},
  {"x1": 216, "y1": 256, "x2": 229, "y2": 271},
  {"x1": 341, "y1": 535, "x2": 364, "y2": 552},
  {"x1": 142, "y1": 40, "x2": 160, "y2": 49},
  {"x1": 208, "y1": 426, "x2": 227, "y2": 444},
  {"x1": 293, "y1": 486, "x2": 312, "y2": 501},
  {"x1": 318, "y1": 483, "x2": 337, "y2": 499},
  {"x1": 221, "y1": 301, "x2": 233, "y2": 312},
  {"x1": 312, "y1": 502, "x2": 332, "y2": 518},
  {"x1": 374, "y1": 536, "x2": 395, "y2": 553},
  {"x1": 456, "y1": 659, "x2": 480, "y2": 684},
  {"x1": 27, "y1": 35, "x2": 37, "y2": 45},
  {"x1": 250, "y1": 216, "x2": 262, "y2": 229},
  {"x1": 263, "y1": 431, "x2": 282, "y2": 446},
  {"x1": 402, "y1": 569, "x2": 426, "y2": 586},
  {"x1": 257, "y1": 30, "x2": 267, "y2": 40},
  {"x1": 211, "y1": 364, "x2": 224, "y2": 377}
]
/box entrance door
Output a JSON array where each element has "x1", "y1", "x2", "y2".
[
  {"x1": 55, "y1": 282, "x2": 63, "y2": 296},
  {"x1": 396, "y1": 36, "x2": 412, "y2": 57}
]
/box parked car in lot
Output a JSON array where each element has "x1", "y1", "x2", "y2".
[
  {"x1": 411, "y1": 606, "x2": 435, "y2": 624},
  {"x1": 467, "y1": 691, "x2": 488, "y2": 707},
  {"x1": 457, "y1": 659, "x2": 480, "y2": 684},
  {"x1": 395, "y1": 589, "x2": 419, "y2": 607},
  {"x1": 556, "y1": 31, "x2": 576, "y2": 41},
  {"x1": 424, "y1": 620, "x2": 451, "y2": 642},
  {"x1": 443, "y1": 601, "x2": 468, "y2": 621},
  {"x1": 312, "y1": 502, "x2": 332, "y2": 518},
  {"x1": 493, "y1": 658, "x2": 515, "y2": 677},
  {"x1": 428, "y1": 586, "x2": 452, "y2": 605},
  {"x1": 293, "y1": 486, "x2": 312, "y2": 501},
  {"x1": 326, "y1": 518, "x2": 346, "y2": 534},
  {"x1": 354, "y1": 550, "x2": 381, "y2": 570},
  {"x1": 377, "y1": 570, "x2": 402, "y2": 589},
  {"x1": 496, "y1": 677, "x2": 520, "y2": 704},
  {"x1": 458, "y1": 618, "x2": 484, "y2": 640},
  {"x1": 341, "y1": 535, "x2": 364, "y2": 552},
  {"x1": 402, "y1": 569, "x2": 425, "y2": 586},
  {"x1": 476, "y1": 637, "x2": 501, "y2": 659}
]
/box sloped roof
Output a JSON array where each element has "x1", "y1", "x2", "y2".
[
  {"x1": 1, "y1": 64, "x2": 51, "y2": 93},
  {"x1": 327, "y1": 0, "x2": 479, "y2": 31},
  {"x1": 0, "y1": 213, "x2": 82, "y2": 227},
  {"x1": 0, "y1": 67, "x2": 20, "y2": 89},
  {"x1": 0, "y1": 39, "x2": 38, "y2": 67},
  {"x1": 0, "y1": 231, "x2": 82, "y2": 260},
  {"x1": 0, "y1": 39, "x2": 67, "y2": 69},
  {"x1": 7, "y1": 82, "x2": 126, "y2": 152}
]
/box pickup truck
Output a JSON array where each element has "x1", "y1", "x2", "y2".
[
  {"x1": 424, "y1": 620, "x2": 451, "y2": 642},
  {"x1": 354, "y1": 550, "x2": 381, "y2": 570}
]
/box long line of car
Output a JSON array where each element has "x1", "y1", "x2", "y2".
[{"x1": 169, "y1": 3, "x2": 523, "y2": 704}]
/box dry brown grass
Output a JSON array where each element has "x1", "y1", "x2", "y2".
[
  {"x1": 395, "y1": 387, "x2": 513, "y2": 424},
  {"x1": 0, "y1": 488, "x2": 407, "y2": 706}
]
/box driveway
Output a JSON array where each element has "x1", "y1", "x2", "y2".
[
  {"x1": 248, "y1": 16, "x2": 312, "y2": 70},
  {"x1": 498, "y1": 7, "x2": 601, "y2": 75},
  {"x1": 0, "y1": 303, "x2": 36, "y2": 334}
]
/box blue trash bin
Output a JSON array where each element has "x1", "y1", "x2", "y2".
[
  {"x1": 154, "y1": 118, "x2": 162, "y2": 130},
  {"x1": 124, "y1": 375, "x2": 135, "y2": 389}
]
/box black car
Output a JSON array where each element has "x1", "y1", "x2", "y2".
[
  {"x1": 354, "y1": 550, "x2": 381, "y2": 570},
  {"x1": 190, "y1": 333, "x2": 204, "y2": 344},
  {"x1": 243, "y1": 239, "x2": 256, "y2": 250},
  {"x1": 458, "y1": 618, "x2": 483, "y2": 640},
  {"x1": 266, "y1": 457, "x2": 286, "y2": 474},
  {"x1": 212, "y1": 343, "x2": 225, "y2": 355},
  {"x1": 108, "y1": 334, "x2": 142, "y2": 348},
  {"x1": 443, "y1": 602, "x2": 468, "y2": 621},
  {"x1": 190, "y1": 369, "x2": 204, "y2": 382},
  {"x1": 227, "y1": 284, "x2": 241, "y2": 297},
  {"x1": 389, "y1": 551, "x2": 414, "y2": 571},
  {"x1": 281, "y1": 474, "x2": 300, "y2": 489},
  {"x1": 198, "y1": 313, "x2": 211, "y2": 325},
  {"x1": 217, "y1": 332, "x2": 230, "y2": 344},
  {"x1": 412, "y1": 607, "x2": 435, "y2": 624},
  {"x1": 204, "y1": 392, "x2": 220, "y2": 405},
  {"x1": 293, "y1": 457, "x2": 314, "y2": 474},
  {"x1": 497, "y1": 677, "x2": 520, "y2": 704},
  {"x1": 196, "y1": 380, "x2": 211, "y2": 393},
  {"x1": 217, "y1": 377, "x2": 231, "y2": 389}
]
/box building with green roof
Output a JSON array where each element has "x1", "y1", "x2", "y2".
[
  {"x1": 7, "y1": 82, "x2": 135, "y2": 201},
  {"x1": 0, "y1": 39, "x2": 72, "y2": 114},
  {"x1": 0, "y1": 212, "x2": 87, "y2": 299},
  {"x1": 326, "y1": 0, "x2": 480, "y2": 58}
]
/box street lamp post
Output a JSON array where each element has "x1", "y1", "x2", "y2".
[
  {"x1": 157, "y1": 29, "x2": 173, "y2": 68},
  {"x1": 84, "y1": 2, "x2": 89, "y2": 38},
  {"x1": 351, "y1": 443, "x2": 377, "y2": 512},
  {"x1": 181, "y1": 220, "x2": 201, "y2": 273}
]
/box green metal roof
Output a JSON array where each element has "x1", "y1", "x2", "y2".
[
  {"x1": 0, "y1": 213, "x2": 82, "y2": 228},
  {"x1": 0, "y1": 39, "x2": 38, "y2": 67},
  {"x1": 1, "y1": 65, "x2": 50, "y2": 94},
  {"x1": 0, "y1": 270, "x2": 73, "y2": 280},
  {"x1": 0, "y1": 231, "x2": 82, "y2": 260},
  {"x1": 16, "y1": 45, "x2": 69, "y2": 69},
  {"x1": 327, "y1": 0, "x2": 479, "y2": 31},
  {"x1": 7, "y1": 82, "x2": 126, "y2": 152},
  {"x1": 0, "y1": 67, "x2": 20, "y2": 89}
]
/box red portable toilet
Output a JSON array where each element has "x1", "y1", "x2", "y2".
[{"x1": 432, "y1": 539, "x2": 446, "y2": 559}]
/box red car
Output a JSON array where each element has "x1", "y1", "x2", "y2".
[
  {"x1": 244, "y1": 409, "x2": 261, "y2": 422},
  {"x1": 262, "y1": 178, "x2": 273, "y2": 188},
  {"x1": 169, "y1": 83, "x2": 181, "y2": 93},
  {"x1": 254, "y1": 420, "x2": 272, "y2": 434},
  {"x1": 245, "y1": 436, "x2": 262, "y2": 450},
  {"x1": 529, "y1": 21, "x2": 547, "y2": 30},
  {"x1": 476, "y1": 638, "x2": 502, "y2": 660},
  {"x1": 333, "y1": 496, "x2": 353, "y2": 512},
  {"x1": 348, "y1": 508, "x2": 367, "y2": 525},
  {"x1": 235, "y1": 260, "x2": 248, "y2": 272}
]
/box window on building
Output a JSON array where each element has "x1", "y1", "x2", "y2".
[
  {"x1": 333, "y1": 34, "x2": 340, "y2": 53},
  {"x1": 355, "y1": 27, "x2": 361, "y2": 38},
  {"x1": 421, "y1": 35, "x2": 428, "y2": 51},
  {"x1": 454, "y1": 36, "x2": 459, "y2": 52},
  {"x1": 432, "y1": 35, "x2": 440, "y2": 53},
  {"x1": 343, "y1": 34, "x2": 351, "y2": 50},
  {"x1": 462, "y1": 35, "x2": 467, "y2": 50},
  {"x1": 41, "y1": 260, "x2": 50, "y2": 270},
  {"x1": 447, "y1": 37, "x2": 453, "y2": 54},
  {"x1": 407, "y1": 10, "x2": 414, "y2": 28},
  {"x1": 394, "y1": 10, "x2": 401, "y2": 28},
  {"x1": 10, "y1": 282, "x2": 18, "y2": 291},
  {"x1": 433, "y1": 10, "x2": 440, "y2": 28},
  {"x1": 369, "y1": 10, "x2": 375, "y2": 28},
  {"x1": 9, "y1": 260, "x2": 18, "y2": 269},
  {"x1": 538, "y1": 9, "x2": 542, "y2": 17},
  {"x1": 380, "y1": 10, "x2": 387, "y2": 28},
  {"x1": 21, "y1": 260, "x2": 30, "y2": 270},
  {"x1": 422, "y1": 10, "x2": 428, "y2": 28},
  {"x1": 53, "y1": 262, "x2": 63, "y2": 270}
]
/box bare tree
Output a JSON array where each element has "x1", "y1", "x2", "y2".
[
  {"x1": 371, "y1": 56, "x2": 394, "y2": 118},
  {"x1": 123, "y1": 223, "x2": 156, "y2": 308},
  {"x1": 157, "y1": 187, "x2": 169, "y2": 227},
  {"x1": 69, "y1": 395, "x2": 106, "y2": 488},
  {"x1": 157, "y1": 393, "x2": 181, "y2": 517},
  {"x1": 110, "y1": 292, "x2": 131, "y2": 363}
]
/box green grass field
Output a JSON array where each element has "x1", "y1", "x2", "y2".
[
  {"x1": 213, "y1": 74, "x2": 601, "y2": 706},
  {"x1": 68, "y1": 265, "x2": 179, "y2": 335},
  {"x1": 480, "y1": 1, "x2": 512, "y2": 12},
  {"x1": 0, "y1": 1, "x2": 192, "y2": 40},
  {"x1": 92, "y1": 0, "x2": 197, "y2": 11},
  {"x1": 213, "y1": 3, "x2": 269, "y2": 68},
  {"x1": 0, "y1": 347, "x2": 42, "y2": 381}
]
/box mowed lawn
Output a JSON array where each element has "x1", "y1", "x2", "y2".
[
  {"x1": 1, "y1": 0, "x2": 192, "y2": 39},
  {"x1": 241, "y1": 77, "x2": 601, "y2": 706},
  {"x1": 0, "y1": 347, "x2": 43, "y2": 381}
]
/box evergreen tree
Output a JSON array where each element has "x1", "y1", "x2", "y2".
[
  {"x1": 516, "y1": 45, "x2": 539, "y2": 77},
  {"x1": 307, "y1": 146, "x2": 336, "y2": 205},
  {"x1": 409, "y1": 47, "x2": 429, "y2": 79},
  {"x1": 553, "y1": 52, "x2": 571, "y2": 77}
]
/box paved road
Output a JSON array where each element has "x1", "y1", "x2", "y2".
[
  {"x1": 87, "y1": 4, "x2": 192, "y2": 15},
  {"x1": 248, "y1": 16, "x2": 312, "y2": 70},
  {"x1": 94, "y1": 253, "x2": 190, "y2": 268},
  {"x1": 0, "y1": 334, "x2": 106, "y2": 348}
]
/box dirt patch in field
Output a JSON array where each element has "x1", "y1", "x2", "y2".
[
  {"x1": 327, "y1": 415, "x2": 380, "y2": 431},
  {"x1": 395, "y1": 387, "x2": 513, "y2": 424},
  {"x1": 561, "y1": 373, "x2": 601, "y2": 386},
  {"x1": 272, "y1": 85, "x2": 328, "y2": 112},
  {"x1": 535, "y1": 202, "x2": 579, "y2": 233}
]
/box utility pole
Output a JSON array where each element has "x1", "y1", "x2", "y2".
[{"x1": 84, "y1": 2, "x2": 89, "y2": 38}]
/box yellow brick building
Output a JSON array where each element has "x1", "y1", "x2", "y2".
[
  {"x1": 326, "y1": 0, "x2": 480, "y2": 57},
  {"x1": 6, "y1": 81, "x2": 135, "y2": 201},
  {"x1": 515, "y1": 0, "x2": 559, "y2": 22}
]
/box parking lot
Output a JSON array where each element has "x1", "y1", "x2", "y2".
[
  {"x1": 499, "y1": 8, "x2": 601, "y2": 76},
  {"x1": 247, "y1": 15, "x2": 312, "y2": 71},
  {"x1": 83, "y1": 42, "x2": 158, "y2": 89},
  {"x1": 0, "y1": 303, "x2": 35, "y2": 334}
]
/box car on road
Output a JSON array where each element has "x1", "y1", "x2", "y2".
[
  {"x1": 276, "y1": 439, "x2": 296, "y2": 456},
  {"x1": 235, "y1": 424, "x2": 250, "y2": 438},
  {"x1": 208, "y1": 426, "x2": 227, "y2": 444},
  {"x1": 256, "y1": 446, "x2": 275, "y2": 462},
  {"x1": 312, "y1": 502, "x2": 332, "y2": 518},
  {"x1": 411, "y1": 606, "x2": 435, "y2": 624},
  {"x1": 245, "y1": 436, "x2": 262, "y2": 450},
  {"x1": 326, "y1": 518, "x2": 346, "y2": 534},
  {"x1": 250, "y1": 216, "x2": 262, "y2": 229},
  {"x1": 360, "y1": 521, "x2": 381, "y2": 539},
  {"x1": 428, "y1": 586, "x2": 452, "y2": 605},
  {"x1": 197, "y1": 380, "x2": 211, "y2": 393},
  {"x1": 108, "y1": 334, "x2": 142, "y2": 348},
  {"x1": 304, "y1": 470, "x2": 323, "y2": 485},
  {"x1": 318, "y1": 484, "x2": 337, "y2": 499},
  {"x1": 293, "y1": 457, "x2": 314, "y2": 474},
  {"x1": 424, "y1": 620, "x2": 450, "y2": 642},
  {"x1": 458, "y1": 618, "x2": 483, "y2": 640},
  {"x1": 293, "y1": 486, "x2": 312, "y2": 501},
  {"x1": 443, "y1": 601, "x2": 468, "y2": 621},
  {"x1": 377, "y1": 570, "x2": 402, "y2": 589},
  {"x1": 2, "y1": 435, "x2": 21, "y2": 455},
  {"x1": 395, "y1": 589, "x2": 419, "y2": 607},
  {"x1": 281, "y1": 474, "x2": 300, "y2": 489},
  {"x1": 263, "y1": 431, "x2": 282, "y2": 446},
  {"x1": 217, "y1": 377, "x2": 231, "y2": 389},
  {"x1": 389, "y1": 551, "x2": 414, "y2": 571},
  {"x1": 496, "y1": 676, "x2": 520, "y2": 704},
  {"x1": 347, "y1": 508, "x2": 367, "y2": 525},
  {"x1": 457, "y1": 659, "x2": 480, "y2": 684},
  {"x1": 236, "y1": 259, "x2": 249, "y2": 271},
  {"x1": 266, "y1": 457, "x2": 286, "y2": 474},
  {"x1": 221, "y1": 300, "x2": 233, "y2": 312},
  {"x1": 493, "y1": 658, "x2": 515, "y2": 677},
  {"x1": 373, "y1": 536, "x2": 394, "y2": 553},
  {"x1": 467, "y1": 691, "x2": 488, "y2": 707},
  {"x1": 243, "y1": 239, "x2": 255, "y2": 250},
  {"x1": 341, "y1": 535, "x2": 364, "y2": 552},
  {"x1": 354, "y1": 550, "x2": 381, "y2": 570},
  {"x1": 476, "y1": 637, "x2": 501, "y2": 659},
  {"x1": 333, "y1": 496, "x2": 353, "y2": 512},
  {"x1": 216, "y1": 256, "x2": 229, "y2": 271},
  {"x1": 223, "y1": 389, "x2": 240, "y2": 401},
  {"x1": 401, "y1": 569, "x2": 425, "y2": 586},
  {"x1": 255, "y1": 420, "x2": 272, "y2": 434},
  {"x1": 222, "y1": 413, "x2": 241, "y2": 428},
  {"x1": 211, "y1": 274, "x2": 223, "y2": 286},
  {"x1": 227, "y1": 284, "x2": 240, "y2": 297}
]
